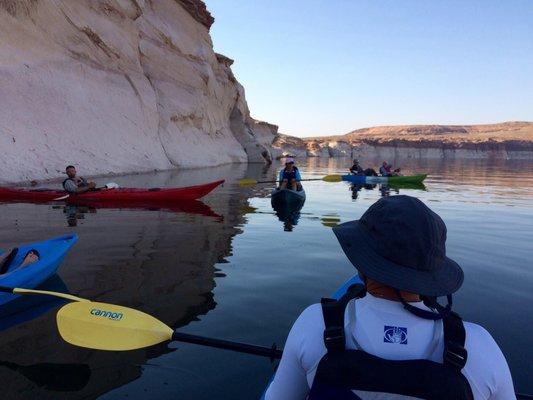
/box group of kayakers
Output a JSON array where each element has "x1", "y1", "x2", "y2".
[
  {"x1": 350, "y1": 158, "x2": 402, "y2": 177},
  {"x1": 8, "y1": 160, "x2": 514, "y2": 399},
  {"x1": 277, "y1": 158, "x2": 404, "y2": 193}
]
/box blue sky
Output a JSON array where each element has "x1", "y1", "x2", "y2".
[{"x1": 204, "y1": 0, "x2": 533, "y2": 137}]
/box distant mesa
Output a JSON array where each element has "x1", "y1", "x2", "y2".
[{"x1": 273, "y1": 122, "x2": 533, "y2": 160}]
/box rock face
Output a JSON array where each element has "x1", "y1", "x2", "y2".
[
  {"x1": 273, "y1": 122, "x2": 533, "y2": 160},
  {"x1": 0, "y1": 0, "x2": 277, "y2": 184}
]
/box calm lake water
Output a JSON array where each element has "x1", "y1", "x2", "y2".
[{"x1": 0, "y1": 157, "x2": 531, "y2": 399}]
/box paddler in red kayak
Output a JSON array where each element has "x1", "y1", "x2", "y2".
[{"x1": 63, "y1": 165, "x2": 96, "y2": 193}]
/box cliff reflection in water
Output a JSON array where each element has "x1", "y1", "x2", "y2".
[{"x1": 0, "y1": 164, "x2": 259, "y2": 399}]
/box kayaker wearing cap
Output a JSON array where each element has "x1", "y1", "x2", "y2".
[
  {"x1": 349, "y1": 159, "x2": 364, "y2": 175},
  {"x1": 279, "y1": 158, "x2": 302, "y2": 191},
  {"x1": 265, "y1": 196, "x2": 515, "y2": 400},
  {"x1": 63, "y1": 165, "x2": 96, "y2": 194}
]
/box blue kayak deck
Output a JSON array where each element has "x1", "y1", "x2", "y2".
[{"x1": 0, "y1": 234, "x2": 77, "y2": 306}]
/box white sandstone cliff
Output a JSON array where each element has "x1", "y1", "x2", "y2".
[{"x1": 0, "y1": 0, "x2": 277, "y2": 184}]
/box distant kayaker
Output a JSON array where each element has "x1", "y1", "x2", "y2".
[
  {"x1": 279, "y1": 158, "x2": 302, "y2": 191},
  {"x1": 349, "y1": 159, "x2": 364, "y2": 175},
  {"x1": 379, "y1": 161, "x2": 393, "y2": 176},
  {"x1": 63, "y1": 165, "x2": 96, "y2": 193},
  {"x1": 0, "y1": 249, "x2": 40, "y2": 275},
  {"x1": 379, "y1": 161, "x2": 401, "y2": 177},
  {"x1": 265, "y1": 196, "x2": 516, "y2": 400}
]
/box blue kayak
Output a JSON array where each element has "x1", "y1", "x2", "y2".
[
  {"x1": 260, "y1": 275, "x2": 363, "y2": 399},
  {"x1": 0, "y1": 234, "x2": 77, "y2": 306}
]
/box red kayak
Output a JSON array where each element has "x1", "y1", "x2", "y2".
[{"x1": 0, "y1": 180, "x2": 224, "y2": 203}]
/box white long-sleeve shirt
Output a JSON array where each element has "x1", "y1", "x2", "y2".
[{"x1": 265, "y1": 294, "x2": 515, "y2": 400}]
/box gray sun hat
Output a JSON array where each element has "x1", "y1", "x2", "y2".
[{"x1": 332, "y1": 195, "x2": 464, "y2": 297}]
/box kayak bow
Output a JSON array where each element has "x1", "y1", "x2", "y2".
[{"x1": 0, "y1": 235, "x2": 78, "y2": 306}]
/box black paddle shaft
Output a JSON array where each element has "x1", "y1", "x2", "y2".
[{"x1": 172, "y1": 332, "x2": 283, "y2": 360}]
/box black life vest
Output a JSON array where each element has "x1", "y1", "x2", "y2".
[
  {"x1": 281, "y1": 167, "x2": 299, "y2": 181},
  {"x1": 308, "y1": 284, "x2": 474, "y2": 400}
]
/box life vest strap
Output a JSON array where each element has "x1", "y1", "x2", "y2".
[{"x1": 320, "y1": 284, "x2": 366, "y2": 353}]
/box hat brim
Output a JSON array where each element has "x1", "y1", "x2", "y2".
[{"x1": 332, "y1": 220, "x2": 464, "y2": 297}]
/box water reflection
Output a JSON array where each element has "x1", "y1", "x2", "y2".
[
  {"x1": 59, "y1": 200, "x2": 222, "y2": 227},
  {"x1": 348, "y1": 182, "x2": 426, "y2": 200},
  {"x1": 0, "y1": 361, "x2": 91, "y2": 392},
  {"x1": 0, "y1": 163, "x2": 255, "y2": 399},
  {"x1": 0, "y1": 159, "x2": 531, "y2": 398},
  {"x1": 0, "y1": 275, "x2": 67, "y2": 327},
  {"x1": 272, "y1": 202, "x2": 304, "y2": 232}
]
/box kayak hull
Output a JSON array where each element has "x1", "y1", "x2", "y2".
[
  {"x1": 342, "y1": 174, "x2": 427, "y2": 184},
  {"x1": 270, "y1": 188, "x2": 306, "y2": 208},
  {"x1": 0, "y1": 180, "x2": 224, "y2": 203},
  {"x1": 260, "y1": 275, "x2": 363, "y2": 399},
  {"x1": 0, "y1": 234, "x2": 78, "y2": 306}
]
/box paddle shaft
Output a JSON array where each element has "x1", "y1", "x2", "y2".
[{"x1": 172, "y1": 332, "x2": 282, "y2": 359}]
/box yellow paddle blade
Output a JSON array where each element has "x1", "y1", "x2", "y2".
[
  {"x1": 237, "y1": 178, "x2": 258, "y2": 187},
  {"x1": 322, "y1": 174, "x2": 342, "y2": 182},
  {"x1": 13, "y1": 288, "x2": 88, "y2": 302},
  {"x1": 57, "y1": 301, "x2": 174, "y2": 351},
  {"x1": 320, "y1": 216, "x2": 341, "y2": 228}
]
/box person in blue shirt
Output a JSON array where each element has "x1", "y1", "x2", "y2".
[{"x1": 278, "y1": 158, "x2": 302, "y2": 191}]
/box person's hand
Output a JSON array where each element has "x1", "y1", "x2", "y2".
[{"x1": 88, "y1": 182, "x2": 96, "y2": 189}]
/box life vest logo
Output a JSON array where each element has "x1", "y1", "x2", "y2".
[
  {"x1": 384, "y1": 326, "x2": 407, "y2": 344},
  {"x1": 90, "y1": 308, "x2": 123, "y2": 321}
]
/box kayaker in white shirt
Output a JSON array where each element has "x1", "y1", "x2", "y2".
[{"x1": 265, "y1": 195, "x2": 516, "y2": 400}]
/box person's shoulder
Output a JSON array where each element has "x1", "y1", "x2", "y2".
[
  {"x1": 463, "y1": 321, "x2": 508, "y2": 370},
  {"x1": 463, "y1": 321, "x2": 498, "y2": 346},
  {"x1": 462, "y1": 321, "x2": 515, "y2": 396},
  {"x1": 288, "y1": 303, "x2": 324, "y2": 341},
  {"x1": 286, "y1": 303, "x2": 327, "y2": 362},
  {"x1": 294, "y1": 303, "x2": 324, "y2": 327}
]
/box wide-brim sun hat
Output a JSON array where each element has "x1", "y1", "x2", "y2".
[{"x1": 332, "y1": 195, "x2": 464, "y2": 297}]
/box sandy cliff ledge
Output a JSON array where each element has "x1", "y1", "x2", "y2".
[{"x1": 0, "y1": 0, "x2": 277, "y2": 184}]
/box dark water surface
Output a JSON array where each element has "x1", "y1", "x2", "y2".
[{"x1": 0, "y1": 158, "x2": 531, "y2": 399}]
